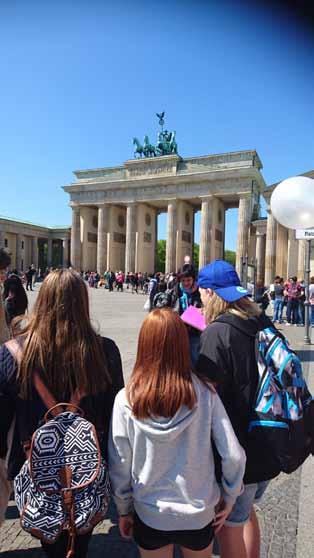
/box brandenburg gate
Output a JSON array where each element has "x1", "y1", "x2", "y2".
[
  {"x1": 64, "y1": 149, "x2": 265, "y2": 275},
  {"x1": 66, "y1": 112, "x2": 312, "y2": 280}
]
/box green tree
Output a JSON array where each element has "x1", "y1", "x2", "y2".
[
  {"x1": 224, "y1": 250, "x2": 236, "y2": 267},
  {"x1": 156, "y1": 239, "x2": 166, "y2": 272},
  {"x1": 193, "y1": 243, "x2": 199, "y2": 271}
]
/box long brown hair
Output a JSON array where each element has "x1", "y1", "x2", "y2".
[
  {"x1": 127, "y1": 309, "x2": 196, "y2": 419},
  {"x1": 17, "y1": 269, "x2": 111, "y2": 399}
]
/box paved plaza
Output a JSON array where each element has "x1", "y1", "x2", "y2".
[{"x1": 0, "y1": 286, "x2": 313, "y2": 557}]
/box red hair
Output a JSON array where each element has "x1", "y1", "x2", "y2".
[{"x1": 127, "y1": 309, "x2": 196, "y2": 419}]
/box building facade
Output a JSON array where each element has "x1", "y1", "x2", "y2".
[
  {"x1": 0, "y1": 216, "x2": 70, "y2": 271},
  {"x1": 1, "y1": 154, "x2": 312, "y2": 284},
  {"x1": 252, "y1": 169, "x2": 314, "y2": 285},
  {"x1": 63, "y1": 150, "x2": 265, "y2": 275}
]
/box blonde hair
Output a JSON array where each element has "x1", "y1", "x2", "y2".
[{"x1": 203, "y1": 291, "x2": 261, "y2": 325}]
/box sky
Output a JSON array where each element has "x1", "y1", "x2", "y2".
[{"x1": 0, "y1": 0, "x2": 313, "y2": 250}]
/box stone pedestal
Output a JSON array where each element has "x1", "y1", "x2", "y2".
[
  {"x1": 264, "y1": 210, "x2": 277, "y2": 286},
  {"x1": 71, "y1": 207, "x2": 81, "y2": 270},
  {"x1": 199, "y1": 197, "x2": 213, "y2": 269},
  {"x1": 97, "y1": 205, "x2": 109, "y2": 274},
  {"x1": 125, "y1": 204, "x2": 137, "y2": 273},
  {"x1": 236, "y1": 195, "x2": 252, "y2": 275},
  {"x1": 255, "y1": 232, "x2": 266, "y2": 284},
  {"x1": 165, "y1": 201, "x2": 177, "y2": 273}
]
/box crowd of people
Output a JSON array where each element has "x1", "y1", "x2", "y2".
[
  {"x1": 261, "y1": 275, "x2": 314, "y2": 326},
  {"x1": 0, "y1": 247, "x2": 313, "y2": 558}
]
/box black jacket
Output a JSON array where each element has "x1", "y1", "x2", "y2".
[
  {"x1": 0, "y1": 337, "x2": 124, "y2": 479},
  {"x1": 197, "y1": 312, "x2": 279, "y2": 483}
]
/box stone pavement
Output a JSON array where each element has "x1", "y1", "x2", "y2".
[{"x1": 0, "y1": 286, "x2": 313, "y2": 557}]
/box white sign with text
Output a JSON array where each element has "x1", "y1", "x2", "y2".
[{"x1": 295, "y1": 229, "x2": 314, "y2": 240}]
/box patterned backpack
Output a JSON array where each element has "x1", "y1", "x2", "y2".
[
  {"x1": 248, "y1": 326, "x2": 313, "y2": 474},
  {"x1": 216, "y1": 317, "x2": 313, "y2": 475},
  {"x1": 13, "y1": 370, "x2": 110, "y2": 557}
]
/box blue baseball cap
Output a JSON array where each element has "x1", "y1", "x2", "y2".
[{"x1": 198, "y1": 260, "x2": 248, "y2": 302}]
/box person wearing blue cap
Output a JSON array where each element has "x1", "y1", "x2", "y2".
[{"x1": 197, "y1": 260, "x2": 277, "y2": 558}]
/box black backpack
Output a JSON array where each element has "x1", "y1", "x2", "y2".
[{"x1": 217, "y1": 315, "x2": 314, "y2": 475}]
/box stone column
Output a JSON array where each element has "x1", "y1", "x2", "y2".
[
  {"x1": 125, "y1": 203, "x2": 137, "y2": 273},
  {"x1": 255, "y1": 232, "x2": 266, "y2": 284},
  {"x1": 287, "y1": 229, "x2": 299, "y2": 278},
  {"x1": 276, "y1": 223, "x2": 288, "y2": 278},
  {"x1": 236, "y1": 195, "x2": 252, "y2": 275},
  {"x1": 297, "y1": 240, "x2": 306, "y2": 280},
  {"x1": 154, "y1": 211, "x2": 158, "y2": 273},
  {"x1": 16, "y1": 234, "x2": 23, "y2": 271},
  {"x1": 199, "y1": 197, "x2": 213, "y2": 269},
  {"x1": 97, "y1": 205, "x2": 110, "y2": 274},
  {"x1": 264, "y1": 210, "x2": 277, "y2": 286},
  {"x1": 62, "y1": 238, "x2": 69, "y2": 267},
  {"x1": 32, "y1": 237, "x2": 39, "y2": 269},
  {"x1": 165, "y1": 200, "x2": 177, "y2": 273},
  {"x1": 70, "y1": 207, "x2": 81, "y2": 270},
  {"x1": 47, "y1": 238, "x2": 52, "y2": 267}
]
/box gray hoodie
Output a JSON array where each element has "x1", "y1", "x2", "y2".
[{"x1": 108, "y1": 375, "x2": 246, "y2": 531}]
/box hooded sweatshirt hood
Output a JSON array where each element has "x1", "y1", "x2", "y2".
[
  {"x1": 130, "y1": 377, "x2": 201, "y2": 442},
  {"x1": 215, "y1": 311, "x2": 272, "y2": 338}
]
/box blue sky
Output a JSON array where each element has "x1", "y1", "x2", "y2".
[{"x1": 0, "y1": 0, "x2": 313, "y2": 249}]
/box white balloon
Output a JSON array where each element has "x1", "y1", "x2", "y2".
[{"x1": 270, "y1": 176, "x2": 314, "y2": 229}]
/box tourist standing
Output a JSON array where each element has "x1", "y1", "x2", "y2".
[
  {"x1": 3, "y1": 274, "x2": 28, "y2": 327},
  {"x1": 25, "y1": 266, "x2": 35, "y2": 291},
  {"x1": 284, "y1": 276, "x2": 301, "y2": 325},
  {"x1": 197, "y1": 260, "x2": 278, "y2": 558},
  {"x1": 147, "y1": 273, "x2": 158, "y2": 310},
  {"x1": 0, "y1": 249, "x2": 11, "y2": 345},
  {"x1": 108, "y1": 270, "x2": 115, "y2": 292},
  {"x1": 310, "y1": 276, "x2": 314, "y2": 326},
  {"x1": 0, "y1": 248, "x2": 12, "y2": 526},
  {"x1": 116, "y1": 271, "x2": 124, "y2": 292},
  {"x1": 273, "y1": 277, "x2": 285, "y2": 323},
  {"x1": 298, "y1": 280, "x2": 305, "y2": 326},
  {"x1": 109, "y1": 309, "x2": 246, "y2": 558},
  {"x1": 0, "y1": 269, "x2": 124, "y2": 558},
  {"x1": 171, "y1": 265, "x2": 202, "y2": 366}
]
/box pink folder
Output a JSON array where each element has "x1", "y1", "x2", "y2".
[{"x1": 180, "y1": 305, "x2": 206, "y2": 332}]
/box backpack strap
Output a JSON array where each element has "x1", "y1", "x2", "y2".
[
  {"x1": 5, "y1": 337, "x2": 24, "y2": 362},
  {"x1": 5, "y1": 338, "x2": 85, "y2": 427}
]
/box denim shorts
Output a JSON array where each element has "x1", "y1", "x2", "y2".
[{"x1": 225, "y1": 481, "x2": 269, "y2": 526}]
